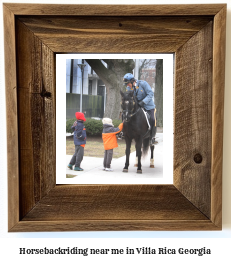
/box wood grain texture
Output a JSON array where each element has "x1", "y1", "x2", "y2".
[
  {"x1": 11, "y1": 220, "x2": 218, "y2": 232},
  {"x1": 3, "y1": 4, "x2": 19, "y2": 231},
  {"x1": 14, "y1": 185, "x2": 218, "y2": 232},
  {"x1": 16, "y1": 19, "x2": 56, "y2": 219},
  {"x1": 174, "y1": 22, "x2": 213, "y2": 218},
  {"x1": 22, "y1": 185, "x2": 207, "y2": 221},
  {"x1": 18, "y1": 16, "x2": 213, "y2": 53},
  {"x1": 3, "y1": 3, "x2": 225, "y2": 16},
  {"x1": 4, "y1": 3, "x2": 226, "y2": 231},
  {"x1": 211, "y1": 5, "x2": 226, "y2": 228}
]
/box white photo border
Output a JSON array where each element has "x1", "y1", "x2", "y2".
[{"x1": 56, "y1": 54, "x2": 173, "y2": 184}]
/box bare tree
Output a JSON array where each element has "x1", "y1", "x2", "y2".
[
  {"x1": 85, "y1": 59, "x2": 135, "y2": 119},
  {"x1": 139, "y1": 59, "x2": 156, "y2": 78},
  {"x1": 155, "y1": 59, "x2": 163, "y2": 127}
]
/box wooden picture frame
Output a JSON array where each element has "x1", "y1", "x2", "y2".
[{"x1": 4, "y1": 3, "x2": 226, "y2": 232}]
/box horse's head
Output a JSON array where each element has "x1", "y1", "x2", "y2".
[{"x1": 120, "y1": 90, "x2": 137, "y2": 122}]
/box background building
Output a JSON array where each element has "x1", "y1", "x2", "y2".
[
  {"x1": 140, "y1": 67, "x2": 156, "y2": 93},
  {"x1": 66, "y1": 59, "x2": 106, "y2": 119}
]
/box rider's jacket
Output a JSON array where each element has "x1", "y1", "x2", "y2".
[
  {"x1": 126, "y1": 80, "x2": 155, "y2": 111},
  {"x1": 102, "y1": 123, "x2": 123, "y2": 150}
]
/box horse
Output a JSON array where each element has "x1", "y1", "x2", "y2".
[{"x1": 120, "y1": 90, "x2": 155, "y2": 173}]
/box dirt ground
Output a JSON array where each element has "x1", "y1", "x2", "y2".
[
  {"x1": 66, "y1": 127, "x2": 163, "y2": 143},
  {"x1": 66, "y1": 127, "x2": 163, "y2": 158},
  {"x1": 66, "y1": 134, "x2": 134, "y2": 158},
  {"x1": 67, "y1": 127, "x2": 163, "y2": 140}
]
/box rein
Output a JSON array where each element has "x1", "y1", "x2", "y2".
[
  {"x1": 122, "y1": 93, "x2": 140, "y2": 121},
  {"x1": 122, "y1": 107, "x2": 140, "y2": 119}
]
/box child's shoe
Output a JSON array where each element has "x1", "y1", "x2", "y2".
[
  {"x1": 67, "y1": 164, "x2": 73, "y2": 170},
  {"x1": 74, "y1": 166, "x2": 84, "y2": 171},
  {"x1": 105, "y1": 168, "x2": 113, "y2": 171}
]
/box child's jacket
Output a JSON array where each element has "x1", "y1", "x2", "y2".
[
  {"x1": 102, "y1": 123, "x2": 123, "y2": 150},
  {"x1": 72, "y1": 120, "x2": 87, "y2": 147}
]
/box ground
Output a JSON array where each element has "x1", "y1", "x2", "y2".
[
  {"x1": 63, "y1": 130, "x2": 164, "y2": 181},
  {"x1": 66, "y1": 127, "x2": 163, "y2": 158},
  {"x1": 66, "y1": 134, "x2": 136, "y2": 158}
]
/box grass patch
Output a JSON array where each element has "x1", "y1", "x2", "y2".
[
  {"x1": 66, "y1": 174, "x2": 77, "y2": 178},
  {"x1": 66, "y1": 136, "x2": 136, "y2": 158}
]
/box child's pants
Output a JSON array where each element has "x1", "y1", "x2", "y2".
[
  {"x1": 103, "y1": 149, "x2": 113, "y2": 168},
  {"x1": 70, "y1": 145, "x2": 84, "y2": 167}
]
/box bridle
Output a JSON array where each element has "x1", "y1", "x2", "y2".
[{"x1": 121, "y1": 94, "x2": 140, "y2": 122}]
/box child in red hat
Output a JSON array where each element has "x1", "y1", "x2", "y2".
[{"x1": 67, "y1": 112, "x2": 87, "y2": 171}]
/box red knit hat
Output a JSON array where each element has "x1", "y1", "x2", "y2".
[{"x1": 75, "y1": 112, "x2": 86, "y2": 122}]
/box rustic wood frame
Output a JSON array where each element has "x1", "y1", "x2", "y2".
[{"x1": 4, "y1": 4, "x2": 226, "y2": 232}]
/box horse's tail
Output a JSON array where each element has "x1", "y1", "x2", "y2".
[{"x1": 142, "y1": 138, "x2": 149, "y2": 158}]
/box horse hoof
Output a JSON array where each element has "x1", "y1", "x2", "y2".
[
  {"x1": 150, "y1": 165, "x2": 154, "y2": 168},
  {"x1": 134, "y1": 164, "x2": 142, "y2": 167},
  {"x1": 137, "y1": 170, "x2": 142, "y2": 174},
  {"x1": 123, "y1": 169, "x2": 128, "y2": 172}
]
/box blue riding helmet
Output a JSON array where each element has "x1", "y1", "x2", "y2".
[{"x1": 123, "y1": 73, "x2": 136, "y2": 84}]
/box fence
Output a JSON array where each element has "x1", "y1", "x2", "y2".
[{"x1": 66, "y1": 93, "x2": 104, "y2": 119}]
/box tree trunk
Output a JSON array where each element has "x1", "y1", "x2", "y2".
[
  {"x1": 155, "y1": 59, "x2": 163, "y2": 127},
  {"x1": 85, "y1": 59, "x2": 135, "y2": 119},
  {"x1": 104, "y1": 84, "x2": 122, "y2": 119}
]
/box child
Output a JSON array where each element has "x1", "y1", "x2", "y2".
[
  {"x1": 102, "y1": 118, "x2": 123, "y2": 171},
  {"x1": 67, "y1": 112, "x2": 87, "y2": 171}
]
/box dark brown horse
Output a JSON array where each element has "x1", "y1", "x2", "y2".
[{"x1": 120, "y1": 90, "x2": 155, "y2": 173}]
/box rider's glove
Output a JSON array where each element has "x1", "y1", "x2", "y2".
[{"x1": 138, "y1": 100, "x2": 145, "y2": 107}]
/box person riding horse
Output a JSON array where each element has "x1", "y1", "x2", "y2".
[{"x1": 123, "y1": 73, "x2": 157, "y2": 146}]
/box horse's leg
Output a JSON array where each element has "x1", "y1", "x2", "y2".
[
  {"x1": 123, "y1": 137, "x2": 131, "y2": 172},
  {"x1": 134, "y1": 142, "x2": 144, "y2": 167},
  {"x1": 136, "y1": 138, "x2": 142, "y2": 174},
  {"x1": 150, "y1": 145, "x2": 155, "y2": 168},
  {"x1": 134, "y1": 143, "x2": 138, "y2": 167}
]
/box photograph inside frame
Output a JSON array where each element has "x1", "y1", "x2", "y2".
[{"x1": 56, "y1": 54, "x2": 173, "y2": 185}]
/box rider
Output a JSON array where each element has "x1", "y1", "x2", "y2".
[{"x1": 123, "y1": 73, "x2": 157, "y2": 145}]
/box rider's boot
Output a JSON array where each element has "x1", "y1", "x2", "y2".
[{"x1": 150, "y1": 126, "x2": 158, "y2": 146}]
